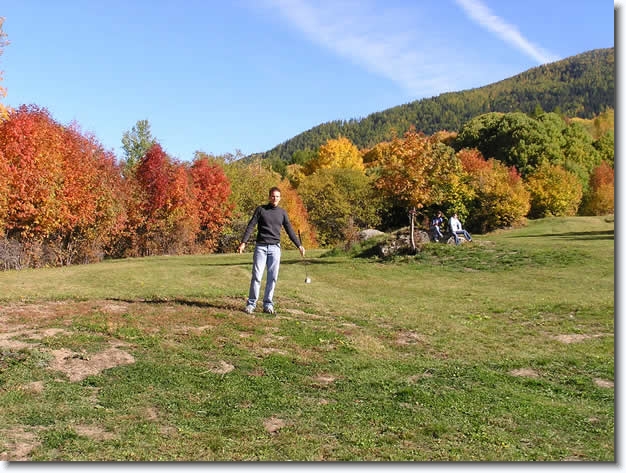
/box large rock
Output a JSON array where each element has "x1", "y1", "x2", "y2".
[
  {"x1": 376, "y1": 227, "x2": 430, "y2": 257},
  {"x1": 359, "y1": 229, "x2": 385, "y2": 241}
]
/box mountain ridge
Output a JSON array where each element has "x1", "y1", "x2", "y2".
[{"x1": 257, "y1": 47, "x2": 614, "y2": 162}]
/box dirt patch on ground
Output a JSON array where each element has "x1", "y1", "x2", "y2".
[
  {"x1": 593, "y1": 378, "x2": 614, "y2": 389},
  {"x1": 73, "y1": 424, "x2": 117, "y2": 441},
  {"x1": 48, "y1": 344, "x2": 135, "y2": 382},
  {"x1": 312, "y1": 374, "x2": 338, "y2": 386},
  {"x1": 263, "y1": 416, "x2": 286, "y2": 435},
  {"x1": 552, "y1": 333, "x2": 609, "y2": 344},
  {"x1": 1, "y1": 301, "x2": 138, "y2": 386},
  {"x1": 0, "y1": 427, "x2": 40, "y2": 461},
  {"x1": 509, "y1": 368, "x2": 540, "y2": 378},
  {"x1": 395, "y1": 330, "x2": 426, "y2": 346},
  {"x1": 206, "y1": 360, "x2": 235, "y2": 374}
]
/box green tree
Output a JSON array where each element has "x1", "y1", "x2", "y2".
[
  {"x1": 593, "y1": 131, "x2": 614, "y2": 166},
  {"x1": 560, "y1": 121, "x2": 601, "y2": 191},
  {"x1": 455, "y1": 112, "x2": 562, "y2": 177},
  {"x1": 121, "y1": 119, "x2": 157, "y2": 177}
]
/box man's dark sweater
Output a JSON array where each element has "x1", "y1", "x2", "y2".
[{"x1": 241, "y1": 204, "x2": 301, "y2": 247}]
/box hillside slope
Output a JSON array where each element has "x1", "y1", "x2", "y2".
[{"x1": 259, "y1": 48, "x2": 614, "y2": 162}]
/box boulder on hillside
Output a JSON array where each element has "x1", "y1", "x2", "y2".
[
  {"x1": 359, "y1": 229, "x2": 385, "y2": 241},
  {"x1": 375, "y1": 227, "x2": 430, "y2": 257}
]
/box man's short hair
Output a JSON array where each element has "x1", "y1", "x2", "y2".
[{"x1": 269, "y1": 186, "x2": 281, "y2": 196}]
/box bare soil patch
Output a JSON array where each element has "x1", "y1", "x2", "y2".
[
  {"x1": 206, "y1": 360, "x2": 235, "y2": 374},
  {"x1": 263, "y1": 416, "x2": 286, "y2": 435},
  {"x1": 49, "y1": 344, "x2": 135, "y2": 382},
  {"x1": 509, "y1": 368, "x2": 540, "y2": 378},
  {"x1": 0, "y1": 427, "x2": 40, "y2": 461},
  {"x1": 73, "y1": 424, "x2": 117, "y2": 441},
  {"x1": 593, "y1": 378, "x2": 614, "y2": 389},
  {"x1": 395, "y1": 330, "x2": 426, "y2": 345},
  {"x1": 552, "y1": 333, "x2": 608, "y2": 344},
  {"x1": 312, "y1": 374, "x2": 338, "y2": 386}
]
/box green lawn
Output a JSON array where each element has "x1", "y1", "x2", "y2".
[{"x1": 0, "y1": 215, "x2": 614, "y2": 461}]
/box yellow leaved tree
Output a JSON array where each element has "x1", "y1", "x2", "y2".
[{"x1": 305, "y1": 136, "x2": 364, "y2": 174}]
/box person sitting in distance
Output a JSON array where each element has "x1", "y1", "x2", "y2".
[
  {"x1": 449, "y1": 212, "x2": 472, "y2": 245},
  {"x1": 430, "y1": 210, "x2": 445, "y2": 242}
]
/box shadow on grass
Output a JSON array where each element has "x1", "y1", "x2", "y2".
[
  {"x1": 514, "y1": 230, "x2": 614, "y2": 241},
  {"x1": 279, "y1": 258, "x2": 342, "y2": 266},
  {"x1": 185, "y1": 257, "x2": 341, "y2": 268},
  {"x1": 107, "y1": 296, "x2": 242, "y2": 311}
]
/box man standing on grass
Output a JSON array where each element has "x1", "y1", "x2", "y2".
[{"x1": 238, "y1": 187, "x2": 305, "y2": 315}]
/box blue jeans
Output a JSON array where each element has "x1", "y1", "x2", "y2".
[
  {"x1": 247, "y1": 244, "x2": 281, "y2": 310},
  {"x1": 431, "y1": 226, "x2": 443, "y2": 241},
  {"x1": 453, "y1": 230, "x2": 472, "y2": 245}
]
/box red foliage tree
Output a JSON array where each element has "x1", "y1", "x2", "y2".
[
  {"x1": 189, "y1": 156, "x2": 234, "y2": 252},
  {"x1": 133, "y1": 143, "x2": 204, "y2": 255},
  {"x1": 457, "y1": 148, "x2": 490, "y2": 174},
  {"x1": 136, "y1": 143, "x2": 171, "y2": 216},
  {"x1": 580, "y1": 161, "x2": 614, "y2": 215},
  {"x1": 0, "y1": 105, "x2": 125, "y2": 265},
  {"x1": 0, "y1": 105, "x2": 66, "y2": 240}
]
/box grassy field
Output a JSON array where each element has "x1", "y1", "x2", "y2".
[{"x1": 0, "y1": 216, "x2": 614, "y2": 461}]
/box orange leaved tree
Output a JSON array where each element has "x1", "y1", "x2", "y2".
[
  {"x1": 374, "y1": 128, "x2": 463, "y2": 250},
  {"x1": 580, "y1": 161, "x2": 614, "y2": 216},
  {"x1": 0, "y1": 105, "x2": 125, "y2": 265}
]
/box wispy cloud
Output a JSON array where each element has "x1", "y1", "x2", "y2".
[
  {"x1": 454, "y1": 0, "x2": 560, "y2": 64},
  {"x1": 263, "y1": 0, "x2": 458, "y2": 97}
]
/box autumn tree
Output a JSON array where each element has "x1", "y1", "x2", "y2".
[
  {"x1": 579, "y1": 161, "x2": 614, "y2": 216},
  {"x1": 284, "y1": 163, "x2": 306, "y2": 189},
  {"x1": 374, "y1": 129, "x2": 466, "y2": 249},
  {"x1": 525, "y1": 162, "x2": 583, "y2": 218},
  {"x1": 133, "y1": 143, "x2": 199, "y2": 255},
  {"x1": 54, "y1": 124, "x2": 127, "y2": 263},
  {"x1": 0, "y1": 105, "x2": 125, "y2": 266},
  {"x1": 0, "y1": 106, "x2": 72, "y2": 241},
  {"x1": 305, "y1": 136, "x2": 364, "y2": 174},
  {"x1": 0, "y1": 147, "x2": 8, "y2": 230},
  {"x1": 190, "y1": 154, "x2": 234, "y2": 252},
  {"x1": 299, "y1": 168, "x2": 379, "y2": 247},
  {"x1": 460, "y1": 149, "x2": 530, "y2": 232},
  {"x1": 276, "y1": 181, "x2": 317, "y2": 249}
]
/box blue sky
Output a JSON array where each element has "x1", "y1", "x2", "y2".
[{"x1": 0, "y1": 0, "x2": 616, "y2": 162}]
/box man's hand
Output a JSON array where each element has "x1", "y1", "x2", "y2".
[
  {"x1": 237, "y1": 243, "x2": 246, "y2": 254},
  {"x1": 299, "y1": 245, "x2": 306, "y2": 257}
]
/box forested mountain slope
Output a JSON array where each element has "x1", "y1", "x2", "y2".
[{"x1": 258, "y1": 48, "x2": 614, "y2": 162}]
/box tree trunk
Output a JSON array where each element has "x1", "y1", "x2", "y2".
[{"x1": 409, "y1": 207, "x2": 416, "y2": 251}]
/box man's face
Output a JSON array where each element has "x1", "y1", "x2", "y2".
[{"x1": 269, "y1": 191, "x2": 281, "y2": 207}]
